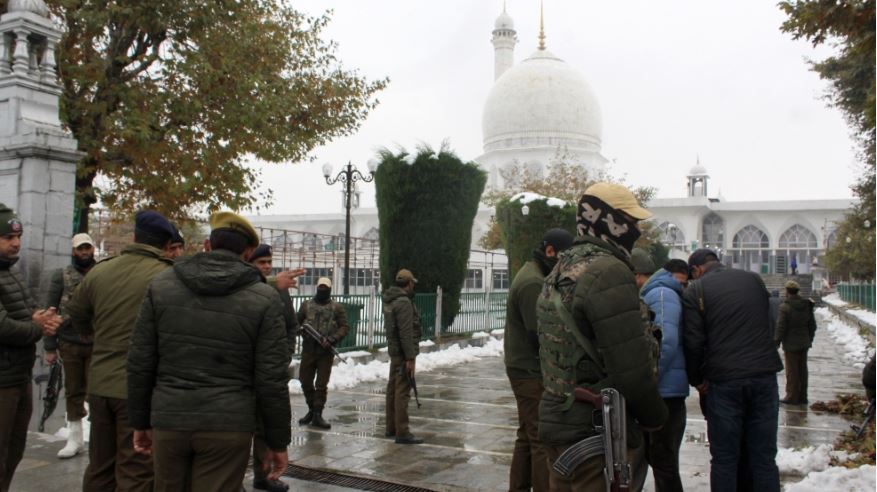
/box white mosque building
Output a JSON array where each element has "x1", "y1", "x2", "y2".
[{"x1": 248, "y1": 5, "x2": 852, "y2": 291}]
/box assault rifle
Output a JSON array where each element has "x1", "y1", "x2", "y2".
[
  {"x1": 553, "y1": 387, "x2": 630, "y2": 492},
  {"x1": 399, "y1": 363, "x2": 422, "y2": 409},
  {"x1": 301, "y1": 323, "x2": 341, "y2": 359},
  {"x1": 34, "y1": 360, "x2": 63, "y2": 432},
  {"x1": 851, "y1": 398, "x2": 875, "y2": 439}
]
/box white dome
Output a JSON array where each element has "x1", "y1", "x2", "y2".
[
  {"x1": 688, "y1": 163, "x2": 708, "y2": 176},
  {"x1": 482, "y1": 49, "x2": 602, "y2": 154},
  {"x1": 8, "y1": 0, "x2": 49, "y2": 17},
  {"x1": 494, "y1": 11, "x2": 514, "y2": 30}
]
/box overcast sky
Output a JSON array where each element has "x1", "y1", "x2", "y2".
[{"x1": 249, "y1": 1, "x2": 859, "y2": 216}]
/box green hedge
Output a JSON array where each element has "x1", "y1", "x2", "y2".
[
  {"x1": 374, "y1": 146, "x2": 486, "y2": 328},
  {"x1": 496, "y1": 195, "x2": 576, "y2": 278}
]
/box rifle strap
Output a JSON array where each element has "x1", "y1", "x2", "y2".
[{"x1": 552, "y1": 291, "x2": 605, "y2": 374}]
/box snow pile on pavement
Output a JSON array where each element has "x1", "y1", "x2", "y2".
[
  {"x1": 289, "y1": 336, "x2": 504, "y2": 395},
  {"x1": 816, "y1": 307, "x2": 873, "y2": 369},
  {"x1": 776, "y1": 444, "x2": 858, "y2": 475},
  {"x1": 471, "y1": 331, "x2": 490, "y2": 339},
  {"x1": 822, "y1": 293, "x2": 876, "y2": 326},
  {"x1": 784, "y1": 465, "x2": 875, "y2": 491}
]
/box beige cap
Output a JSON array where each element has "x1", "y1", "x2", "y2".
[
  {"x1": 72, "y1": 233, "x2": 94, "y2": 248},
  {"x1": 395, "y1": 268, "x2": 418, "y2": 284},
  {"x1": 317, "y1": 277, "x2": 332, "y2": 288},
  {"x1": 583, "y1": 182, "x2": 652, "y2": 220},
  {"x1": 208, "y1": 211, "x2": 260, "y2": 247}
]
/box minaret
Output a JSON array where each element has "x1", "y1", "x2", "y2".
[
  {"x1": 687, "y1": 155, "x2": 710, "y2": 197},
  {"x1": 491, "y1": 2, "x2": 516, "y2": 80}
]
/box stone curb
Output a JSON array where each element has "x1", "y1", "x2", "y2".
[{"x1": 824, "y1": 302, "x2": 876, "y2": 345}]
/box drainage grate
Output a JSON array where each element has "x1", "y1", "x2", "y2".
[{"x1": 283, "y1": 463, "x2": 437, "y2": 492}]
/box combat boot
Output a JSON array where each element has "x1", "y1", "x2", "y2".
[
  {"x1": 297, "y1": 407, "x2": 313, "y2": 425},
  {"x1": 310, "y1": 410, "x2": 331, "y2": 429},
  {"x1": 57, "y1": 419, "x2": 84, "y2": 458}
]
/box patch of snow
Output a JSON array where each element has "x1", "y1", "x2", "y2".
[
  {"x1": 510, "y1": 192, "x2": 567, "y2": 208},
  {"x1": 816, "y1": 307, "x2": 873, "y2": 369},
  {"x1": 490, "y1": 329, "x2": 505, "y2": 336},
  {"x1": 402, "y1": 154, "x2": 417, "y2": 165},
  {"x1": 289, "y1": 337, "x2": 504, "y2": 394},
  {"x1": 419, "y1": 340, "x2": 436, "y2": 347},
  {"x1": 847, "y1": 308, "x2": 876, "y2": 327},
  {"x1": 471, "y1": 331, "x2": 490, "y2": 339},
  {"x1": 340, "y1": 350, "x2": 371, "y2": 358},
  {"x1": 822, "y1": 293, "x2": 845, "y2": 307},
  {"x1": 776, "y1": 445, "x2": 858, "y2": 475},
  {"x1": 784, "y1": 465, "x2": 875, "y2": 492}
]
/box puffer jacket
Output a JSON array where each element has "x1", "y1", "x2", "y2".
[
  {"x1": 126, "y1": 250, "x2": 291, "y2": 450},
  {"x1": 775, "y1": 294, "x2": 817, "y2": 352},
  {"x1": 641, "y1": 269, "x2": 689, "y2": 399},
  {"x1": 382, "y1": 286, "x2": 421, "y2": 360},
  {"x1": 0, "y1": 256, "x2": 39, "y2": 388}
]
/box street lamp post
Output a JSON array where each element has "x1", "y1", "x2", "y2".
[{"x1": 323, "y1": 160, "x2": 378, "y2": 295}]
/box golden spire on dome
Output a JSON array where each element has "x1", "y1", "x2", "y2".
[{"x1": 538, "y1": 1, "x2": 546, "y2": 50}]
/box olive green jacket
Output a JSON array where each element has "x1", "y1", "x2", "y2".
[
  {"x1": 538, "y1": 236, "x2": 667, "y2": 448},
  {"x1": 298, "y1": 299, "x2": 348, "y2": 355},
  {"x1": 382, "y1": 286, "x2": 421, "y2": 360},
  {"x1": 775, "y1": 294, "x2": 817, "y2": 352},
  {"x1": 504, "y1": 260, "x2": 544, "y2": 379},
  {"x1": 0, "y1": 256, "x2": 39, "y2": 388},
  {"x1": 66, "y1": 243, "x2": 172, "y2": 399}
]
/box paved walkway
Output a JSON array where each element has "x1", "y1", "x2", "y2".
[{"x1": 12, "y1": 309, "x2": 869, "y2": 490}]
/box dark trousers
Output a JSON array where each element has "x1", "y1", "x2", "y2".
[
  {"x1": 545, "y1": 440, "x2": 647, "y2": 492},
  {"x1": 508, "y1": 377, "x2": 548, "y2": 492},
  {"x1": 153, "y1": 429, "x2": 252, "y2": 492},
  {"x1": 644, "y1": 397, "x2": 687, "y2": 492},
  {"x1": 783, "y1": 350, "x2": 809, "y2": 403},
  {"x1": 0, "y1": 383, "x2": 31, "y2": 492},
  {"x1": 59, "y1": 342, "x2": 91, "y2": 420},
  {"x1": 299, "y1": 351, "x2": 334, "y2": 410},
  {"x1": 83, "y1": 395, "x2": 153, "y2": 492},
  {"x1": 706, "y1": 375, "x2": 779, "y2": 492},
  {"x1": 385, "y1": 356, "x2": 413, "y2": 438}
]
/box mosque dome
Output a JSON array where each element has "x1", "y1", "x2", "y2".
[
  {"x1": 7, "y1": 0, "x2": 49, "y2": 17},
  {"x1": 494, "y1": 11, "x2": 514, "y2": 30},
  {"x1": 482, "y1": 49, "x2": 602, "y2": 154},
  {"x1": 688, "y1": 161, "x2": 709, "y2": 176}
]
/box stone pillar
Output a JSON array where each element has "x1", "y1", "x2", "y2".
[{"x1": 0, "y1": 2, "x2": 81, "y2": 295}]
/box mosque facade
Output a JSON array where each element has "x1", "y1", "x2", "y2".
[{"x1": 248, "y1": 5, "x2": 852, "y2": 291}]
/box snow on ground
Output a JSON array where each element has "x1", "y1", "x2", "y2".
[
  {"x1": 471, "y1": 331, "x2": 490, "y2": 339},
  {"x1": 823, "y1": 293, "x2": 876, "y2": 327},
  {"x1": 784, "y1": 465, "x2": 875, "y2": 492},
  {"x1": 288, "y1": 336, "x2": 504, "y2": 395},
  {"x1": 776, "y1": 444, "x2": 858, "y2": 475},
  {"x1": 816, "y1": 307, "x2": 873, "y2": 369},
  {"x1": 490, "y1": 329, "x2": 504, "y2": 337}
]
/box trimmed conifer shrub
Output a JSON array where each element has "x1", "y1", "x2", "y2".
[
  {"x1": 375, "y1": 144, "x2": 487, "y2": 328},
  {"x1": 496, "y1": 194, "x2": 576, "y2": 278}
]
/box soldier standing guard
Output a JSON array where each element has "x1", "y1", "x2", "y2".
[
  {"x1": 44, "y1": 233, "x2": 97, "y2": 459},
  {"x1": 776, "y1": 280, "x2": 817, "y2": 405},
  {"x1": 297, "y1": 277, "x2": 348, "y2": 430}
]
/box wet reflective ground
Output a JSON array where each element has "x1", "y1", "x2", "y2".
[{"x1": 13, "y1": 310, "x2": 868, "y2": 491}]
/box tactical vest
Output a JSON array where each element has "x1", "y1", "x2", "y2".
[
  {"x1": 537, "y1": 243, "x2": 661, "y2": 411},
  {"x1": 304, "y1": 299, "x2": 338, "y2": 337},
  {"x1": 60, "y1": 265, "x2": 85, "y2": 317}
]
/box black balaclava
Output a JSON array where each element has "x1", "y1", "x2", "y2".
[
  {"x1": 315, "y1": 286, "x2": 331, "y2": 304},
  {"x1": 577, "y1": 194, "x2": 641, "y2": 257}
]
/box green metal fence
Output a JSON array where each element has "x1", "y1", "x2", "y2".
[
  {"x1": 837, "y1": 282, "x2": 876, "y2": 312},
  {"x1": 290, "y1": 291, "x2": 507, "y2": 354}
]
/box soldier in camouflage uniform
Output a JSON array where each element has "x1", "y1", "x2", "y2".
[
  {"x1": 382, "y1": 269, "x2": 423, "y2": 444},
  {"x1": 296, "y1": 277, "x2": 348, "y2": 430},
  {"x1": 537, "y1": 183, "x2": 667, "y2": 492},
  {"x1": 44, "y1": 233, "x2": 96, "y2": 459}
]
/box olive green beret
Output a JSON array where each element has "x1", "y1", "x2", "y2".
[
  {"x1": 785, "y1": 280, "x2": 800, "y2": 291},
  {"x1": 208, "y1": 211, "x2": 259, "y2": 248},
  {"x1": 630, "y1": 248, "x2": 656, "y2": 275}
]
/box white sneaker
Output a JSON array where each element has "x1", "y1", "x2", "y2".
[{"x1": 57, "y1": 419, "x2": 84, "y2": 459}]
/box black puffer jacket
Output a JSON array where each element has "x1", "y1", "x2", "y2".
[
  {"x1": 127, "y1": 250, "x2": 291, "y2": 450},
  {"x1": 0, "y1": 257, "x2": 38, "y2": 388},
  {"x1": 682, "y1": 264, "x2": 783, "y2": 385}
]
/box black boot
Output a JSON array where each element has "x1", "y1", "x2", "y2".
[
  {"x1": 297, "y1": 408, "x2": 313, "y2": 426},
  {"x1": 310, "y1": 410, "x2": 331, "y2": 429}
]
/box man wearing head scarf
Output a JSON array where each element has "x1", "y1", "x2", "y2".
[
  {"x1": 504, "y1": 228, "x2": 574, "y2": 492},
  {"x1": 44, "y1": 233, "x2": 97, "y2": 459},
  {"x1": 537, "y1": 183, "x2": 667, "y2": 491}
]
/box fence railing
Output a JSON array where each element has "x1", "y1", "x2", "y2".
[
  {"x1": 289, "y1": 289, "x2": 508, "y2": 354},
  {"x1": 837, "y1": 282, "x2": 876, "y2": 312}
]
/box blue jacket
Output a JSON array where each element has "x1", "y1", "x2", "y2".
[{"x1": 641, "y1": 269, "x2": 689, "y2": 398}]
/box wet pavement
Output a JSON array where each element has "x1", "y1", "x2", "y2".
[{"x1": 11, "y1": 309, "x2": 869, "y2": 491}]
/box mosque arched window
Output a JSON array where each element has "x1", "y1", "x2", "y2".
[
  {"x1": 778, "y1": 224, "x2": 818, "y2": 274},
  {"x1": 779, "y1": 224, "x2": 817, "y2": 249},
  {"x1": 657, "y1": 221, "x2": 687, "y2": 250},
  {"x1": 732, "y1": 225, "x2": 769, "y2": 249},
  {"x1": 701, "y1": 213, "x2": 724, "y2": 249},
  {"x1": 730, "y1": 225, "x2": 769, "y2": 273}
]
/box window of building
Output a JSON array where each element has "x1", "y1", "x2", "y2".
[
  {"x1": 348, "y1": 268, "x2": 380, "y2": 287},
  {"x1": 492, "y1": 269, "x2": 509, "y2": 290},
  {"x1": 300, "y1": 267, "x2": 334, "y2": 286},
  {"x1": 778, "y1": 224, "x2": 817, "y2": 249},
  {"x1": 465, "y1": 269, "x2": 483, "y2": 290},
  {"x1": 701, "y1": 213, "x2": 724, "y2": 248},
  {"x1": 732, "y1": 225, "x2": 769, "y2": 249},
  {"x1": 657, "y1": 221, "x2": 687, "y2": 250}
]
